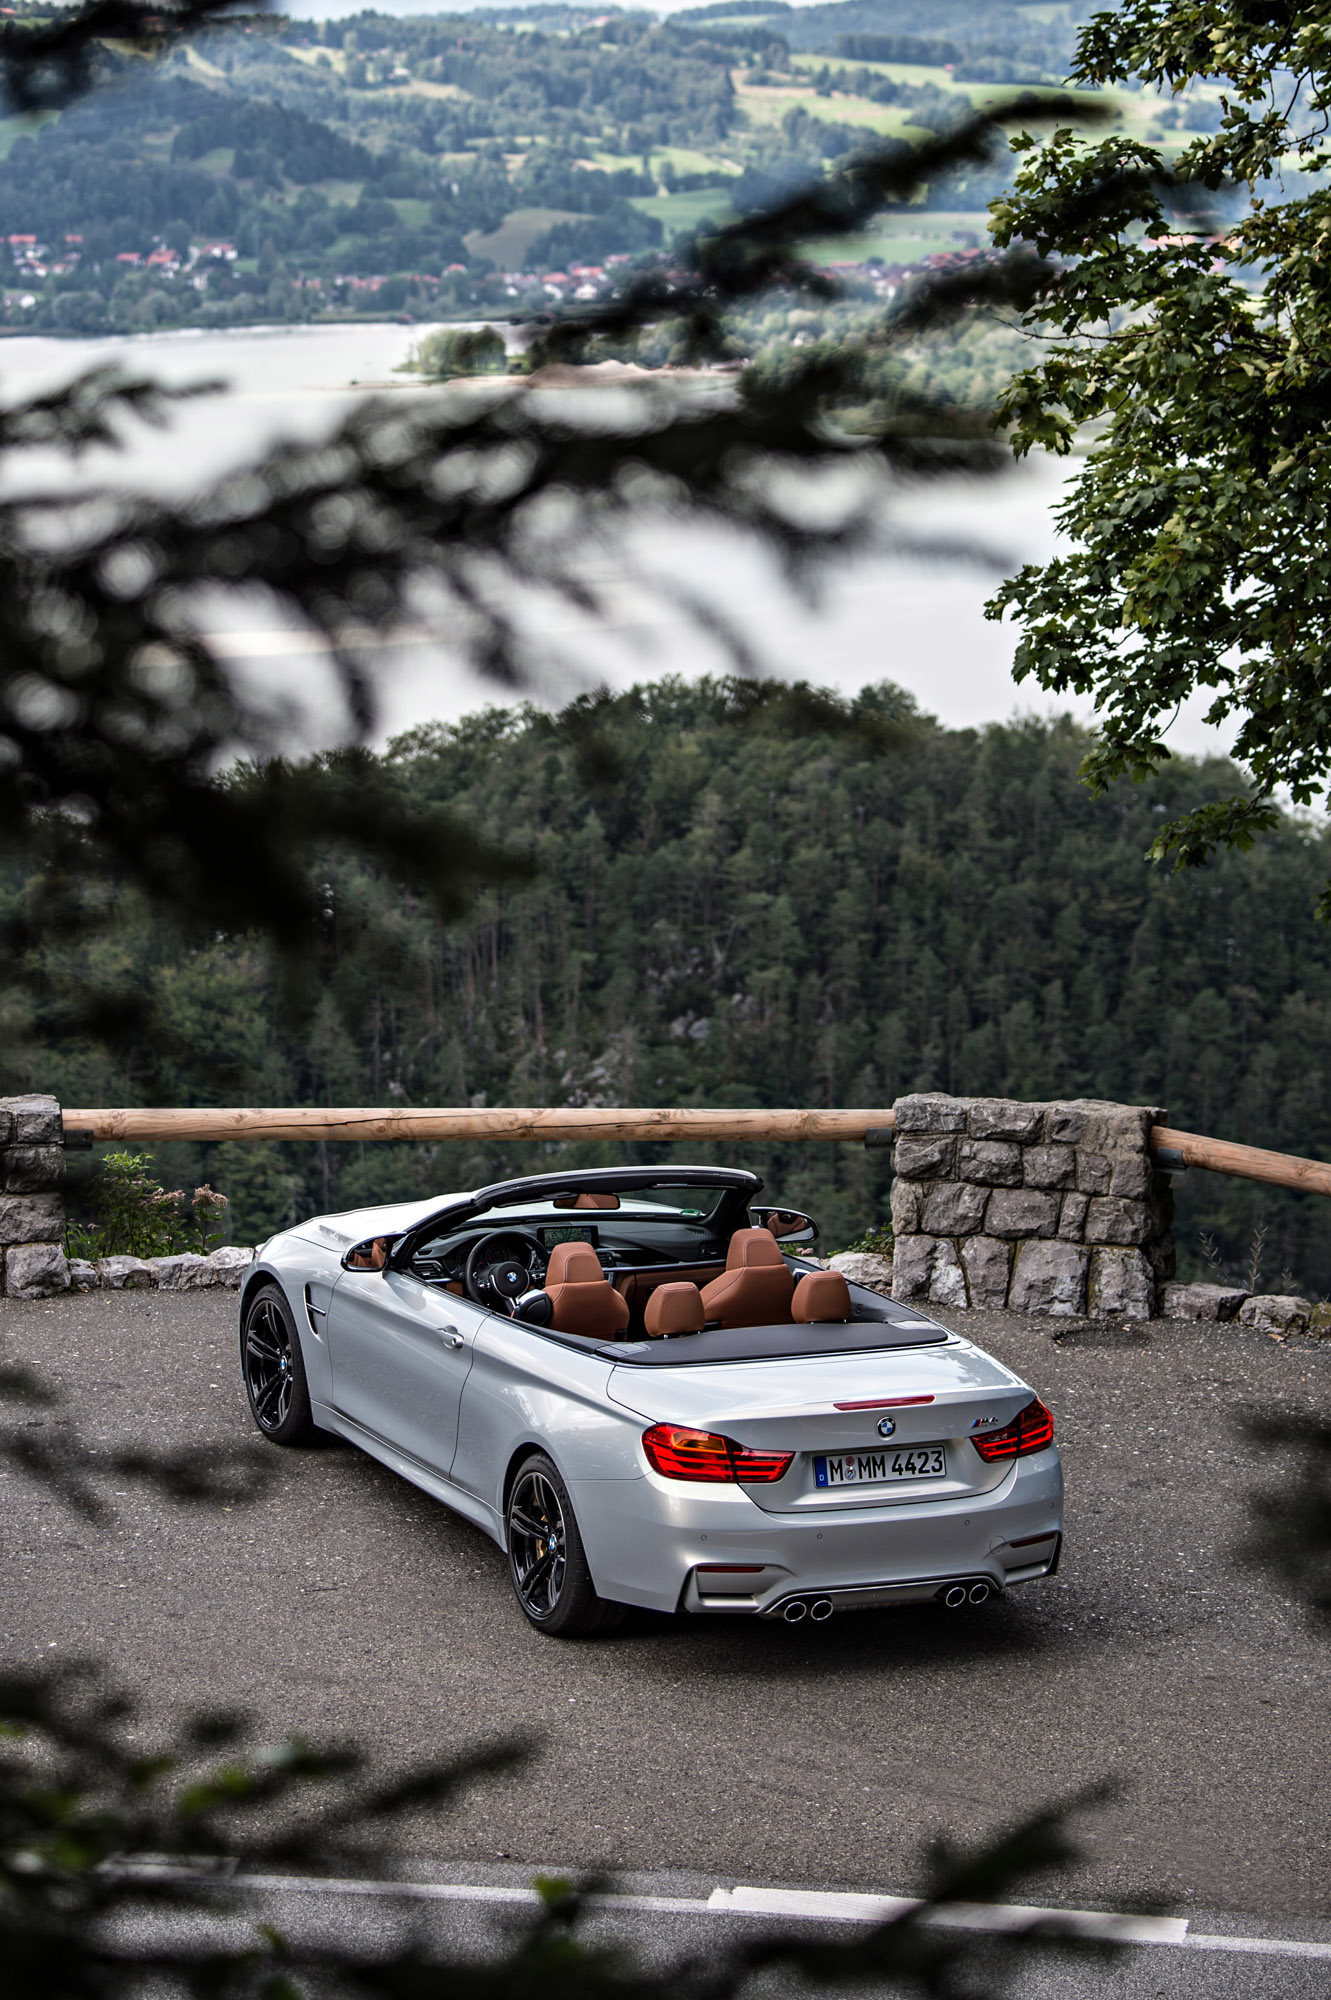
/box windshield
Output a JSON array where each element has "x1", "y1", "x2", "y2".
[{"x1": 488, "y1": 1182, "x2": 730, "y2": 1222}]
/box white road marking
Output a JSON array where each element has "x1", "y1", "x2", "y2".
[
  {"x1": 119, "y1": 1866, "x2": 1331, "y2": 1962},
  {"x1": 707, "y1": 1885, "x2": 1188, "y2": 1945},
  {"x1": 237, "y1": 1875, "x2": 697, "y2": 1916},
  {"x1": 1185, "y1": 1934, "x2": 1331, "y2": 1961}
]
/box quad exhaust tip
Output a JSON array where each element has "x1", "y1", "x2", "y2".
[
  {"x1": 776, "y1": 1581, "x2": 993, "y2": 1622},
  {"x1": 782, "y1": 1597, "x2": 835, "y2": 1623},
  {"x1": 940, "y1": 1580, "x2": 992, "y2": 1608}
]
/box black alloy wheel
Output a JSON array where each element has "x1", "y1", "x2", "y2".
[
  {"x1": 505, "y1": 1452, "x2": 623, "y2": 1637},
  {"x1": 241, "y1": 1284, "x2": 318, "y2": 1446}
]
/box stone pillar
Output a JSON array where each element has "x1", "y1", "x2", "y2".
[
  {"x1": 889, "y1": 1094, "x2": 1174, "y2": 1319},
  {"x1": 0, "y1": 1095, "x2": 69, "y2": 1298}
]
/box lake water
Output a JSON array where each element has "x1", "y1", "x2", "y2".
[{"x1": 0, "y1": 322, "x2": 1225, "y2": 757}]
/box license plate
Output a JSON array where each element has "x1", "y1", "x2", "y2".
[{"x1": 814, "y1": 1446, "x2": 947, "y2": 1488}]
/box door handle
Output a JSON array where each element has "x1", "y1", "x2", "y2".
[{"x1": 438, "y1": 1327, "x2": 465, "y2": 1349}]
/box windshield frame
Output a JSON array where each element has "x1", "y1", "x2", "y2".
[{"x1": 389, "y1": 1165, "x2": 761, "y2": 1270}]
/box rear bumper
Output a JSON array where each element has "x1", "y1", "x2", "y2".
[
  {"x1": 569, "y1": 1448, "x2": 1064, "y2": 1616},
  {"x1": 746, "y1": 1537, "x2": 1061, "y2": 1621}
]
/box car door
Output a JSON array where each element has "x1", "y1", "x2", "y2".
[{"x1": 325, "y1": 1267, "x2": 484, "y2": 1476}]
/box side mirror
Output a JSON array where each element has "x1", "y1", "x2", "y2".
[
  {"x1": 751, "y1": 1206, "x2": 818, "y2": 1244},
  {"x1": 341, "y1": 1235, "x2": 398, "y2": 1272}
]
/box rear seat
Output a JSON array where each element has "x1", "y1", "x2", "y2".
[
  {"x1": 791, "y1": 1269, "x2": 852, "y2": 1322},
  {"x1": 644, "y1": 1282, "x2": 705, "y2": 1338}
]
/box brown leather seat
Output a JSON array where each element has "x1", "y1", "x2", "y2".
[
  {"x1": 544, "y1": 1241, "x2": 630, "y2": 1339},
  {"x1": 644, "y1": 1282, "x2": 705, "y2": 1338},
  {"x1": 699, "y1": 1226, "x2": 794, "y2": 1329},
  {"x1": 792, "y1": 1270, "x2": 852, "y2": 1323}
]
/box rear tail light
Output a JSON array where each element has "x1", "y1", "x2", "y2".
[
  {"x1": 970, "y1": 1397, "x2": 1055, "y2": 1463},
  {"x1": 642, "y1": 1424, "x2": 794, "y2": 1484}
]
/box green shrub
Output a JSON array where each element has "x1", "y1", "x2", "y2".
[
  {"x1": 408, "y1": 325, "x2": 507, "y2": 379},
  {"x1": 66, "y1": 1151, "x2": 229, "y2": 1261},
  {"x1": 837, "y1": 1223, "x2": 894, "y2": 1259}
]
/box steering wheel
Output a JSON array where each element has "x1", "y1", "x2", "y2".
[{"x1": 463, "y1": 1229, "x2": 548, "y2": 1311}]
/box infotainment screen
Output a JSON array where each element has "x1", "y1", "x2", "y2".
[{"x1": 539, "y1": 1224, "x2": 599, "y2": 1249}]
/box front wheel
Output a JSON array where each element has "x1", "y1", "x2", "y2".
[
  {"x1": 505, "y1": 1454, "x2": 624, "y2": 1637},
  {"x1": 240, "y1": 1284, "x2": 318, "y2": 1446}
]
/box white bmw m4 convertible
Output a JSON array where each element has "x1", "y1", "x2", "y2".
[{"x1": 238, "y1": 1166, "x2": 1063, "y2": 1636}]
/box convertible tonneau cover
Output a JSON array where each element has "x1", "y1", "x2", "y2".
[{"x1": 597, "y1": 1318, "x2": 949, "y2": 1365}]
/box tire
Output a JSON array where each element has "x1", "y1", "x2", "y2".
[
  {"x1": 240, "y1": 1283, "x2": 319, "y2": 1447},
  {"x1": 505, "y1": 1453, "x2": 624, "y2": 1637}
]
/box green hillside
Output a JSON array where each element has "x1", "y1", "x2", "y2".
[
  {"x1": 0, "y1": 0, "x2": 1227, "y2": 335},
  {"x1": 21, "y1": 678, "x2": 1331, "y2": 1298}
]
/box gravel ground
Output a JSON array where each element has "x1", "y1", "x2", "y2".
[{"x1": 2, "y1": 1288, "x2": 1330, "y2": 1924}]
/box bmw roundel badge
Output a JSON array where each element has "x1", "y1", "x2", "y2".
[{"x1": 877, "y1": 1416, "x2": 896, "y2": 1438}]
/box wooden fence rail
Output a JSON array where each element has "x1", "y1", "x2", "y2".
[
  {"x1": 58, "y1": 1106, "x2": 1331, "y2": 1201},
  {"x1": 61, "y1": 1107, "x2": 887, "y2": 1145}
]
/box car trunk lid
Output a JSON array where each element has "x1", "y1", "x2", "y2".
[{"x1": 609, "y1": 1342, "x2": 1037, "y2": 1510}]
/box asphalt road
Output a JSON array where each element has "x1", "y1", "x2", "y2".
[
  {"x1": 91, "y1": 1865, "x2": 1331, "y2": 1999},
  {"x1": 3, "y1": 1288, "x2": 1331, "y2": 1947}
]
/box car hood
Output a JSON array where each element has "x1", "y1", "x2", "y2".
[{"x1": 285, "y1": 1195, "x2": 463, "y2": 1251}]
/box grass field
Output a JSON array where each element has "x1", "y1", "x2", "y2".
[
  {"x1": 625, "y1": 192, "x2": 993, "y2": 264},
  {"x1": 463, "y1": 205, "x2": 582, "y2": 268},
  {"x1": 786, "y1": 51, "x2": 970, "y2": 92},
  {"x1": 631, "y1": 187, "x2": 739, "y2": 234},
  {"x1": 390, "y1": 197, "x2": 433, "y2": 228},
  {"x1": 0, "y1": 110, "x2": 59, "y2": 160},
  {"x1": 732, "y1": 75, "x2": 931, "y2": 138},
  {"x1": 389, "y1": 77, "x2": 472, "y2": 101},
  {"x1": 653, "y1": 144, "x2": 742, "y2": 177},
  {"x1": 804, "y1": 209, "x2": 994, "y2": 263},
  {"x1": 763, "y1": 60, "x2": 1227, "y2": 155}
]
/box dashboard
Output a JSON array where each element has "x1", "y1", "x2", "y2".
[{"x1": 405, "y1": 1214, "x2": 725, "y2": 1292}]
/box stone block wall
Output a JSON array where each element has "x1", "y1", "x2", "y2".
[
  {"x1": 0, "y1": 1095, "x2": 69, "y2": 1298},
  {"x1": 889, "y1": 1094, "x2": 1174, "y2": 1319}
]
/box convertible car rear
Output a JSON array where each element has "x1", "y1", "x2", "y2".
[{"x1": 237, "y1": 1166, "x2": 1063, "y2": 1636}]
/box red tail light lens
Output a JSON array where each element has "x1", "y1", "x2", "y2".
[
  {"x1": 641, "y1": 1424, "x2": 794, "y2": 1484},
  {"x1": 970, "y1": 1397, "x2": 1055, "y2": 1463},
  {"x1": 728, "y1": 1442, "x2": 796, "y2": 1482},
  {"x1": 642, "y1": 1425, "x2": 732, "y2": 1481}
]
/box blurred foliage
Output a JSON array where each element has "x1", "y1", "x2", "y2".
[
  {"x1": 0, "y1": 1653, "x2": 1128, "y2": 2000},
  {"x1": 0, "y1": 21, "x2": 1095, "y2": 1055},
  {"x1": 1244, "y1": 1415, "x2": 1331, "y2": 1623}
]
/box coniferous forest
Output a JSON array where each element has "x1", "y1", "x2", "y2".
[{"x1": 14, "y1": 677, "x2": 1331, "y2": 1297}]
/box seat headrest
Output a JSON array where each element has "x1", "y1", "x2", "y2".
[
  {"x1": 546, "y1": 1241, "x2": 605, "y2": 1285},
  {"x1": 644, "y1": 1282, "x2": 705, "y2": 1338},
  {"x1": 726, "y1": 1226, "x2": 785, "y2": 1270},
  {"x1": 791, "y1": 1269, "x2": 852, "y2": 1323}
]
